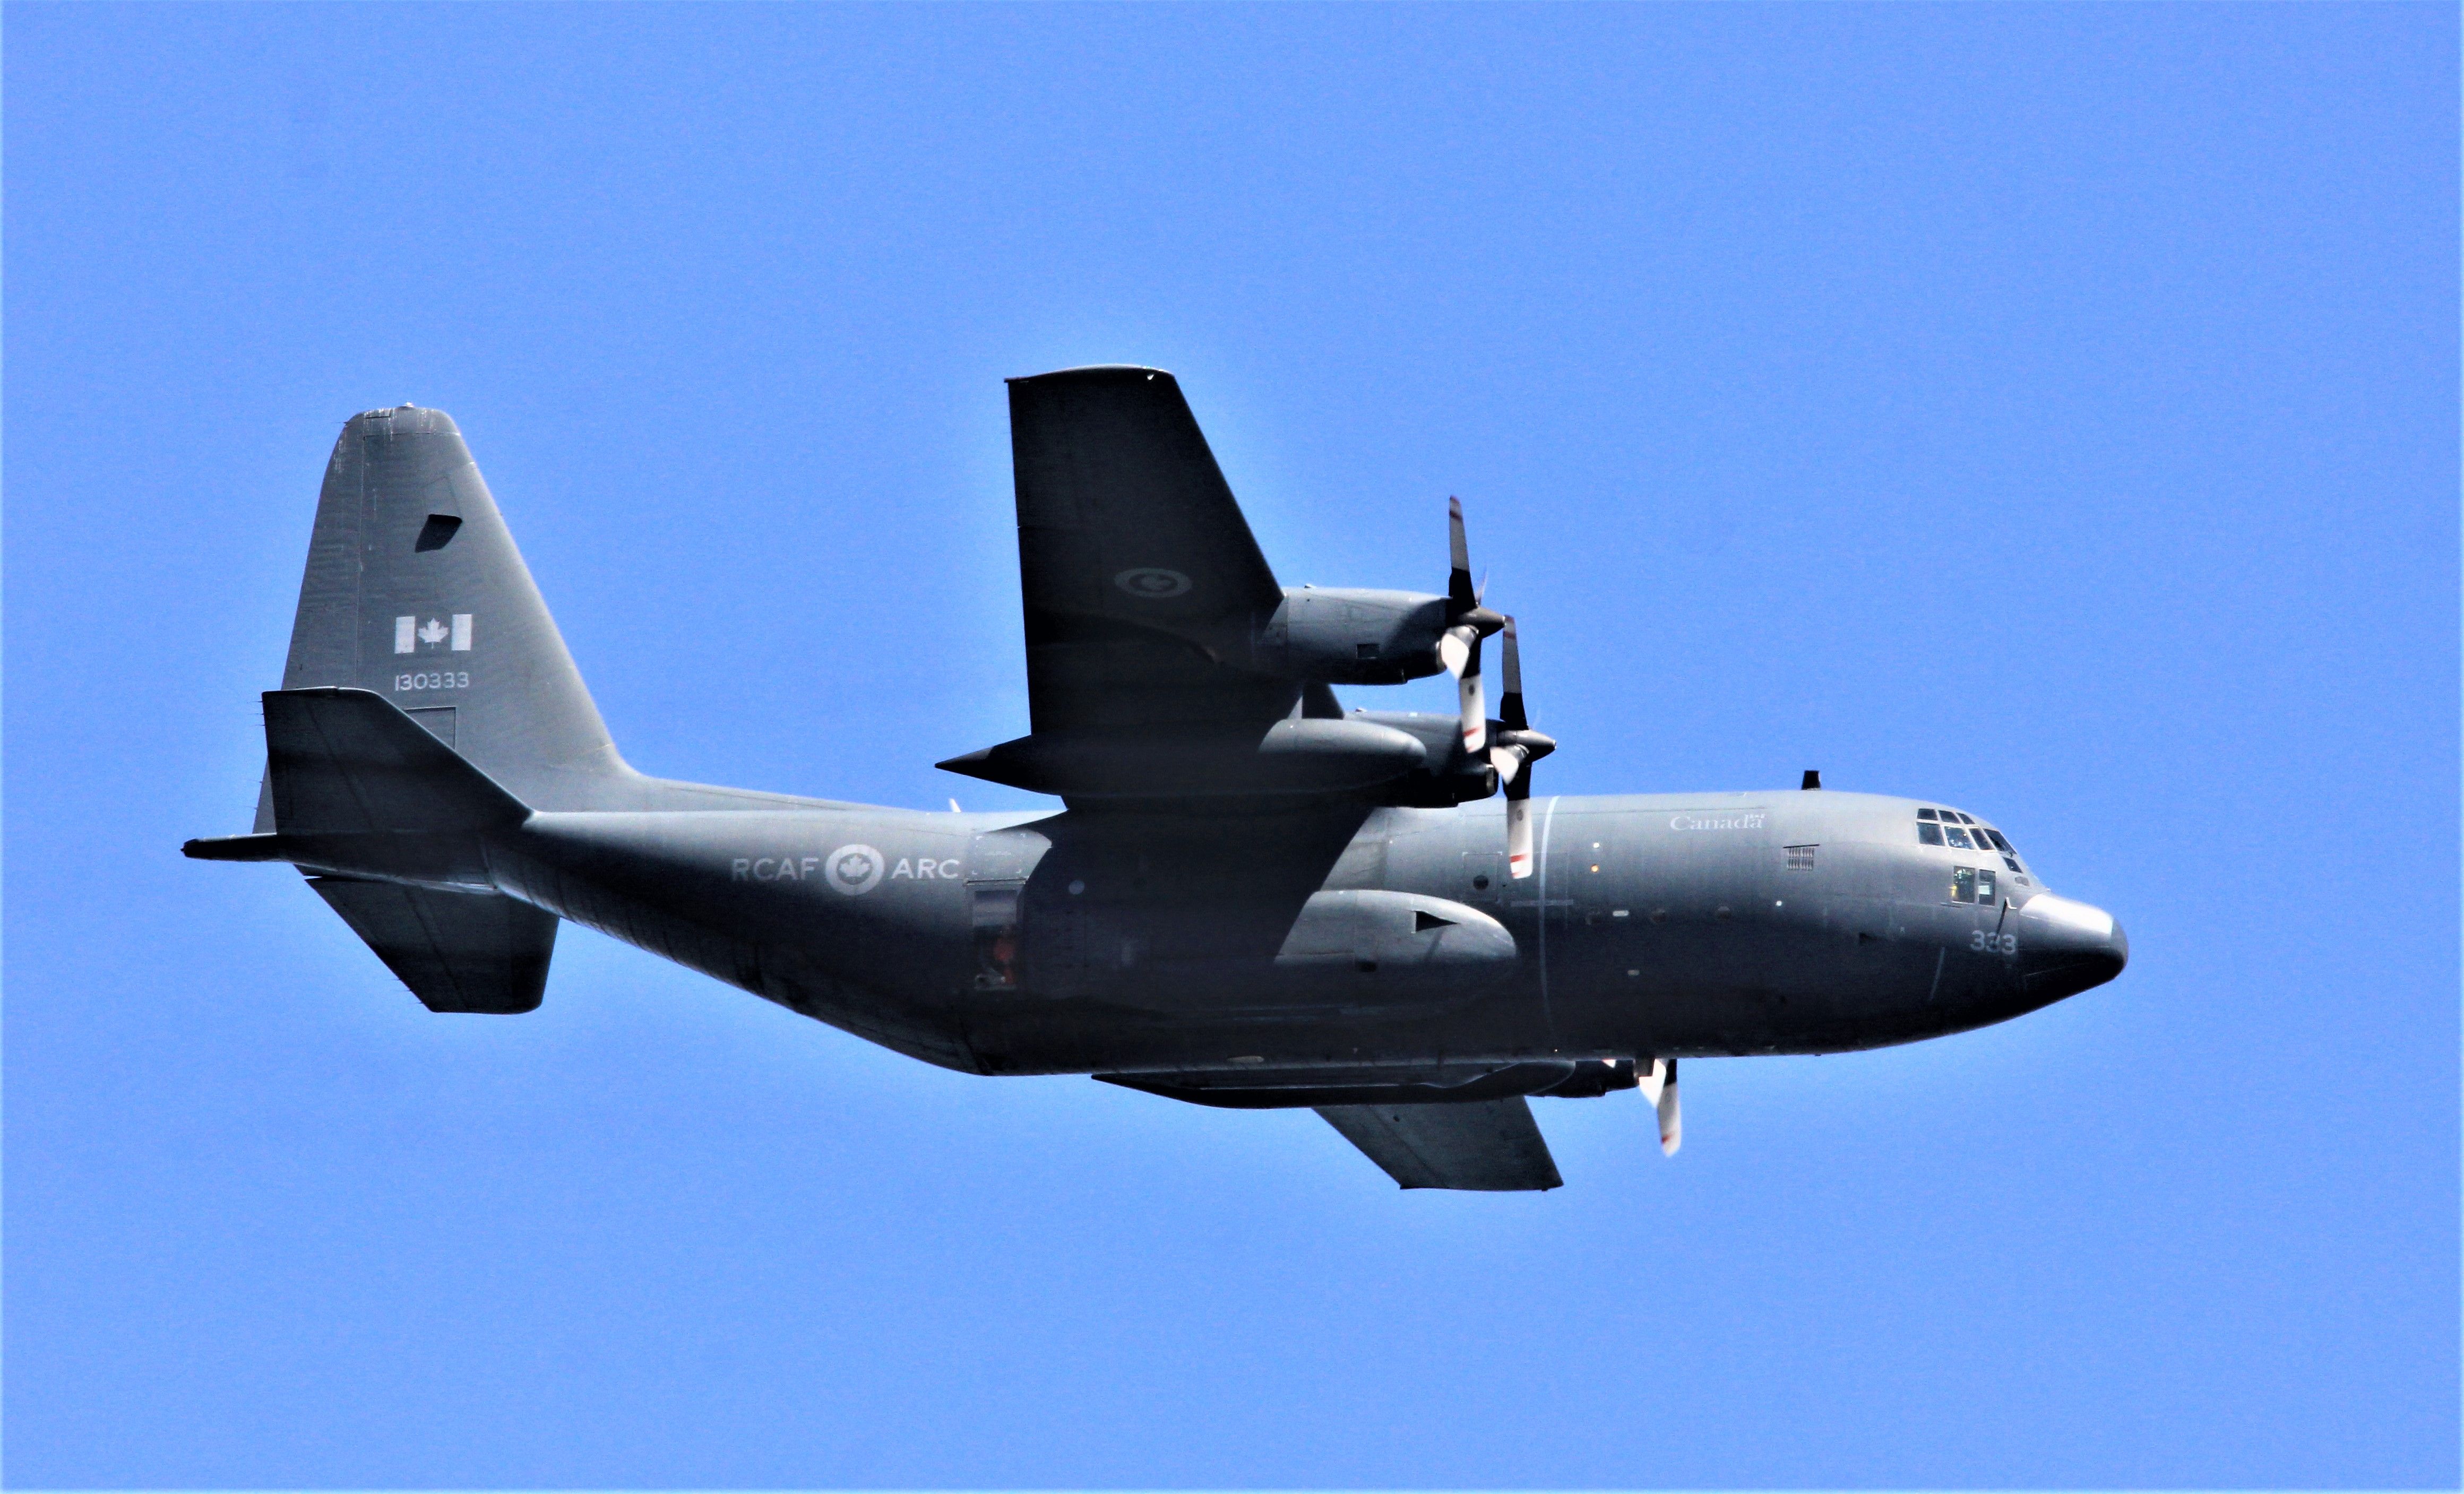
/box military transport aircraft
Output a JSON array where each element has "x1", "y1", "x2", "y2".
[{"x1": 187, "y1": 366, "x2": 2126, "y2": 1191}]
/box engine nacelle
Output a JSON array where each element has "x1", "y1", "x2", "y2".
[
  {"x1": 1250, "y1": 588, "x2": 1452, "y2": 684},
  {"x1": 1348, "y1": 709, "x2": 1500, "y2": 806},
  {"x1": 938, "y1": 717, "x2": 1431, "y2": 800}
]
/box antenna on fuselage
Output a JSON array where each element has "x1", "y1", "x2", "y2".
[{"x1": 1802, "y1": 769, "x2": 1822, "y2": 790}]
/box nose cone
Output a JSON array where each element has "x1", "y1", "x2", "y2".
[{"x1": 2014, "y1": 892, "x2": 2129, "y2": 1001}]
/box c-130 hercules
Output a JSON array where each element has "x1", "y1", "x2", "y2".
[{"x1": 188, "y1": 366, "x2": 2126, "y2": 1191}]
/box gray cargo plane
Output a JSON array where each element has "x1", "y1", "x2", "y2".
[{"x1": 188, "y1": 366, "x2": 2126, "y2": 1191}]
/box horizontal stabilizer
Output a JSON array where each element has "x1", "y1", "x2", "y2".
[
  {"x1": 1316, "y1": 1098, "x2": 1562, "y2": 1191},
  {"x1": 245, "y1": 689, "x2": 555, "y2": 1013},
  {"x1": 309, "y1": 877, "x2": 556, "y2": 1014},
  {"x1": 263, "y1": 687, "x2": 528, "y2": 834}
]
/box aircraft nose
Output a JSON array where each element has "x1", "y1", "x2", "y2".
[{"x1": 2014, "y1": 893, "x2": 2128, "y2": 1001}]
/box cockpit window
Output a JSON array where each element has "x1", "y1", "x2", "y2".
[
  {"x1": 1917, "y1": 810, "x2": 2028, "y2": 869},
  {"x1": 1951, "y1": 866, "x2": 2000, "y2": 906},
  {"x1": 1968, "y1": 826, "x2": 2029, "y2": 875}
]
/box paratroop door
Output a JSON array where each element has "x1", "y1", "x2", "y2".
[{"x1": 966, "y1": 830, "x2": 1047, "y2": 994}]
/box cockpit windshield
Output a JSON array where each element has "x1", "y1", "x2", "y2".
[{"x1": 1915, "y1": 807, "x2": 2029, "y2": 880}]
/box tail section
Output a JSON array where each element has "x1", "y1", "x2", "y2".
[
  {"x1": 194, "y1": 687, "x2": 553, "y2": 1014},
  {"x1": 202, "y1": 404, "x2": 854, "y2": 1013},
  {"x1": 257, "y1": 404, "x2": 621, "y2": 826}
]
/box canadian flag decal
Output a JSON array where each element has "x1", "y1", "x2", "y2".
[{"x1": 394, "y1": 615, "x2": 473, "y2": 653}]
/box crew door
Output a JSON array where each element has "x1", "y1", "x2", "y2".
[{"x1": 965, "y1": 829, "x2": 1048, "y2": 994}]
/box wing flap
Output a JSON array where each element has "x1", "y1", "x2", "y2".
[{"x1": 1316, "y1": 1098, "x2": 1563, "y2": 1191}]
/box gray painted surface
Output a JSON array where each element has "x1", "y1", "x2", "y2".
[
  {"x1": 190, "y1": 372, "x2": 2128, "y2": 1191},
  {"x1": 1318, "y1": 1100, "x2": 1562, "y2": 1191}
]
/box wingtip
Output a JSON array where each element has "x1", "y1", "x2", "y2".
[
  {"x1": 184, "y1": 833, "x2": 289, "y2": 863},
  {"x1": 1008, "y1": 364, "x2": 1176, "y2": 386}
]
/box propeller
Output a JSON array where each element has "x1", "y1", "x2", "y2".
[
  {"x1": 1486, "y1": 615, "x2": 1556, "y2": 878},
  {"x1": 1636, "y1": 1058, "x2": 1682, "y2": 1156},
  {"x1": 1438, "y1": 498, "x2": 1505, "y2": 754}
]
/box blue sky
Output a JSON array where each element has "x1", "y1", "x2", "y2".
[{"x1": 6, "y1": 4, "x2": 2454, "y2": 1487}]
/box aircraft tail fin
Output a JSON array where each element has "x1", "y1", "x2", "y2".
[{"x1": 254, "y1": 405, "x2": 622, "y2": 830}]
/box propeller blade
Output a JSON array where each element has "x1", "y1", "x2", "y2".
[
  {"x1": 1448, "y1": 496, "x2": 1477, "y2": 611},
  {"x1": 1457, "y1": 632, "x2": 1486, "y2": 754},
  {"x1": 1496, "y1": 614, "x2": 1552, "y2": 878},
  {"x1": 1441, "y1": 500, "x2": 1504, "y2": 756},
  {"x1": 1634, "y1": 1059, "x2": 1681, "y2": 1154},
  {"x1": 1657, "y1": 1059, "x2": 1682, "y2": 1155},
  {"x1": 1497, "y1": 615, "x2": 1528, "y2": 732},
  {"x1": 1443, "y1": 500, "x2": 1505, "y2": 639}
]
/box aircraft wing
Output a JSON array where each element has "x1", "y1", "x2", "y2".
[
  {"x1": 1007, "y1": 366, "x2": 1297, "y2": 735},
  {"x1": 1316, "y1": 1098, "x2": 1564, "y2": 1191}
]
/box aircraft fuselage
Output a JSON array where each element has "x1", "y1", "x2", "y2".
[
  {"x1": 473, "y1": 788, "x2": 2125, "y2": 1080},
  {"x1": 195, "y1": 386, "x2": 2127, "y2": 1183}
]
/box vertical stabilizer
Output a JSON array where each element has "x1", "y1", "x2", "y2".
[{"x1": 257, "y1": 405, "x2": 622, "y2": 825}]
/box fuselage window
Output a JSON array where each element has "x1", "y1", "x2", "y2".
[
  {"x1": 1917, "y1": 822, "x2": 1944, "y2": 846},
  {"x1": 1952, "y1": 866, "x2": 1976, "y2": 903},
  {"x1": 1977, "y1": 867, "x2": 1997, "y2": 905},
  {"x1": 1917, "y1": 808, "x2": 1939, "y2": 821},
  {"x1": 1944, "y1": 825, "x2": 1976, "y2": 850}
]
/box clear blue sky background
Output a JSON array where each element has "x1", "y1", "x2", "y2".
[{"x1": 6, "y1": 4, "x2": 2455, "y2": 1487}]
